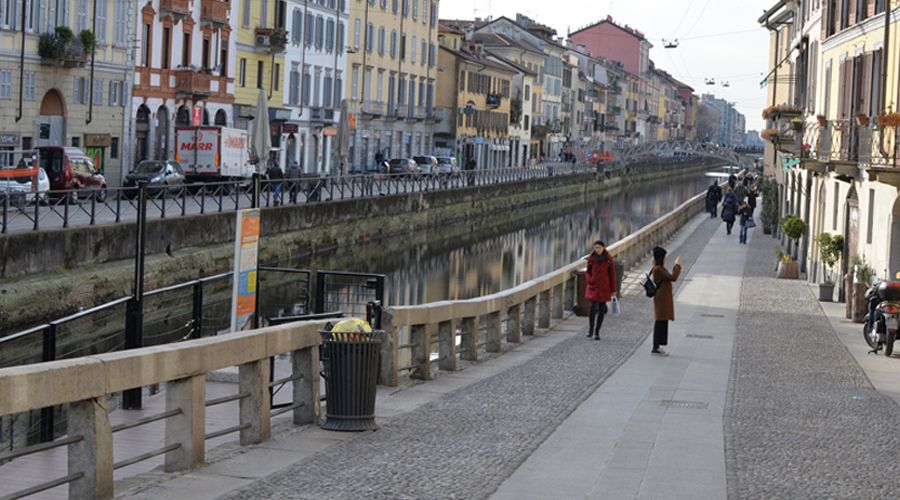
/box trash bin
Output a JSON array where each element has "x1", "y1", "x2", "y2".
[{"x1": 320, "y1": 321, "x2": 384, "y2": 432}]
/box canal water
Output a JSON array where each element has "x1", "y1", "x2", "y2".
[{"x1": 291, "y1": 171, "x2": 716, "y2": 310}]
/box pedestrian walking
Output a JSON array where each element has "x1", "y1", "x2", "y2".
[
  {"x1": 650, "y1": 247, "x2": 682, "y2": 356},
  {"x1": 465, "y1": 156, "x2": 477, "y2": 187},
  {"x1": 721, "y1": 186, "x2": 739, "y2": 235},
  {"x1": 728, "y1": 172, "x2": 737, "y2": 191},
  {"x1": 746, "y1": 185, "x2": 757, "y2": 216},
  {"x1": 266, "y1": 161, "x2": 284, "y2": 206},
  {"x1": 285, "y1": 161, "x2": 301, "y2": 204},
  {"x1": 738, "y1": 201, "x2": 753, "y2": 245},
  {"x1": 585, "y1": 240, "x2": 618, "y2": 340},
  {"x1": 705, "y1": 181, "x2": 721, "y2": 218}
]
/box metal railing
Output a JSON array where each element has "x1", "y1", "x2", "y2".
[
  {"x1": 809, "y1": 121, "x2": 899, "y2": 169},
  {"x1": 1, "y1": 165, "x2": 591, "y2": 234}
]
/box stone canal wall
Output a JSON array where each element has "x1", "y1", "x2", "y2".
[{"x1": 0, "y1": 161, "x2": 720, "y2": 331}]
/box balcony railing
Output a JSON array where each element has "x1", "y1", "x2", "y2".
[
  {"x1": 363, "y1": 101, "x2": 384, "y2": 116},
  {"x1": 174, "y1": 69, "x2": 212, "y2": 96},
  {"x1": 394, "y1": 104, "x2": 410, "y2": 120},
  {"x1": 413, "y1": 107, "x2": 427, "y2": 120},
  {"x1": 159, "y1": 0, "x2": 190, "y2": 17},
  {"x1": 200, "y1": 0, "x2": 229, "y2": 25},
  {"x1": 806, "y1": 120, "x2": 899, "y2": 173},
  {"x1": 255, "y1": 27, "x2": 288, "y2": 53}
]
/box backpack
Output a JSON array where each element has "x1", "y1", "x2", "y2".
[{"x1": 643, "y1": 271, "x2": 657, "y2": 298}]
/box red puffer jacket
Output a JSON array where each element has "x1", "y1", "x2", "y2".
[{"x1": 586, "y1": 251, "x2": 617, "y2": 303}]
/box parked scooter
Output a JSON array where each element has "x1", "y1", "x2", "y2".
[{"x1": 863, "y1": 280, "x2": 900, "y2": 356}]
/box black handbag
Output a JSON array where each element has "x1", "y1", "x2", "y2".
[{"x1": 643, "y1": 272, "x2": 657, "y2": 298}]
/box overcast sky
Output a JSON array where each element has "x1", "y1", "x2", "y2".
[{"x1": 441, "y1": 0, "x2": 773, "y2": 130}]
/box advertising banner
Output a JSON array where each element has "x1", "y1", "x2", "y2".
[{"x1": 231, "y1": 209, "x2": 261, "y2": 332}]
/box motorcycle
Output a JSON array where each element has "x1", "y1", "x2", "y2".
[{"x1": 863, "y1": 280, "x2": 900, "y2": 356}]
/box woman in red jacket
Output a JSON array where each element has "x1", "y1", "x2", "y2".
[{"x1": 585, "y1": 240, "x2": 617, "y2": 340}]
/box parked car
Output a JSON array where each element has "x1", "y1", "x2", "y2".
[
  {"x1": 0, "y1": 168, "x2": 33, "y2": 207},
  {"x1": 388, "y1": 158, "x2": 419, "y2": 176},
  {"x1": 435, "y1": 156, "x2": 459, "y2": 175},
  {"x1": 37, "y1": 146, "x2": 107, "y2": 200},
  {"x1": 413, "y1": 155, "x2": 439, "y2": 175},
  {"x1": 124, "y1": 160, "x2": 186, "y2": 194}
]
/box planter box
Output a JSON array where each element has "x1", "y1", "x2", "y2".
[
  {"x1": 818, "y1": 283, "x2": 834, "y2": 302},
  {"x1": 776, "y1": 261, "x2": 800, "y2": 279}
]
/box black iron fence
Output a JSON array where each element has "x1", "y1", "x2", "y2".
[{"x1": 1, "y1": 164, "x2": 588, "y2": 234}]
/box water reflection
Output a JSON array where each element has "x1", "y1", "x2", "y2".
[{"x1": 375, "y1": 174, "x2": 712, "y2": 307}]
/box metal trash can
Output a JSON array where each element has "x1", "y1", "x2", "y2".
[{"x1": 320, "y1": 327, "x2": 384, "y2": 431}]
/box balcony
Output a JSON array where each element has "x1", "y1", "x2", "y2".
[
  {"x1": 394, "y1": 104, "x2": 409, "y2": 120},
  {"x1": 255, "y1": 27, "x2": 288, "y2": 53},
  {"x1": 159, "y1": 0, "x2": 190, "y2": 18},
  {"x1": 200, "y1": 0, "x2": 229, "y2": 26},
  {"x1": 413, "y1": 107, "x2": 427, "y2": 121},
  {"x1": 486, "y1": 94, "x2": 502, "y2": 109},
  {"x1": 174, "y1": 69, "x2": 212, "y2": 97},
  {"x1": 363, "y1": 101, "x2": 384, "y2": 117}
]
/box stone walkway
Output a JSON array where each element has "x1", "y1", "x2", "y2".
[
  {"x1": 214, "y1": 221, "x2": 721, "y2": 499},
  {"x1": 725, "y1": 229, "x2": 900, "y2": 497}
]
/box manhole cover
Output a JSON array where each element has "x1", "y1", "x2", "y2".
[
  {"x1": 700, "y1": 314, "x2": 725, "y2": 318},
  {"x1": 660, "y1": 400, "x2": 709, "y2": 410},
  {"x1": 686, "y1": 334, "x2": 714, "y2": 339}
]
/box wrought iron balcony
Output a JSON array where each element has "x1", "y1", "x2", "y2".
[
  {"x1": 255, "y1": 27, "x2": 288, "y2": 53},
  {"x1": 200, "y1": 0, "x2": 229, "y2": 26}
]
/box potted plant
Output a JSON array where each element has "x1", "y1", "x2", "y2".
[
  {"x1": 776, "y1": 215, "x2": 807, "y2": 279},
  {"x1": 760, "y1": 179, "x2": 779, "y2": 235},
  {"x1": 815, "y1": 233, "x2": 844, "y2": 301},
  {"x1": 817, "y1": 114, "x2": 828, "y2": 127},
  {"x1": 876, "y1": 112, "x2": 900, "y2": 127},
  {"x1": 762, "y1": 106, "x2": 776, "y2": 120},
  {"x1": 775, "y1": 246, "x2": 798, "y2": 278},
  {"x1": 856, "y1": 113, "x2": 870, "y2": 126},
  {"x1": 760, "y1": 128, "x2": 780, "y2": 142}
]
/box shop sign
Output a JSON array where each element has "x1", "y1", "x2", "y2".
[
  {"x1": 0, "y1": 133, "x2": 19, "y2": 146},
  {"x1": 84, "y1": 134, "x2": 111, "y2": 147},
  {"x1": 323, "y1": 127, "x2": 337, "y2": 137}
]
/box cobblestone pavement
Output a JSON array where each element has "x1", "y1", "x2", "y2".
[
  {"x1": 223, "y1": 217, "x2": 721, "y2": 500},
  {"x1": 725, "y1": 233, "x2": 900, "y2": 497}
]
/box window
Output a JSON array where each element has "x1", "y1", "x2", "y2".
[
  {"x1": 366, "y1": 22, "x2": 374, "y2": 52},
  {"x1": 403, "y1": 0, "x2": 409, "y2": 16},
  {"x1": 74, "y1": 0, "x2": 87, "y2": 32},
  {"x1": 391, "y1": 31, "x2": 397, "y2": 58},
  {"x1": 429, "y1": 43, "x2": 435, "y2": 66},
  {"x1": 274, "y1": 63, "x2": 280, "y2": 91},
  {"x1": 326, "y1": 19, "x2": 335, "y2": 51},
  {"x1": 337, "y1": 22, "x2": 344, "y2": 53},
  {"x1": 202, "y1": 37, "x2": 210, "y2": 69},
  {"x1": 95, "y1": 0, "x2": 107, "y2": 42},
  {"x1": 239, "y1": 58, "x2": 247, "y2": 87},
  {"x1": 0, "y1": 70, "x2": 10, "y2": 99},
  {"x1": 306, "y1": 12, "x2": 315, "y2": 46},
  {"x1": 380, "y1": 0, "x2": 387, "y2": 8},
  {"x1": 412, "y1": 0, "x2": 417, "y2": 19},
  {"x1": 314, "y1": 67, "x2": 321, "y2": 106},
  {"x1": 108, "y1": 80, "x2": 120, "y2": 106},
  {"x1": 351, "y1": 66, "x2": 359, "y2": 100},
  {"x1": 94, "y1": 78, "x2": 103, "y2": 105},
  {"x1": 422, "y1": 0, "x2": 427, "y2": 23},
  {"x1": 392, "y1": 0, "x2": 399, "y2": 13},
  {"x1": 302, "y1": 66, "x2": 311, "y2": 105},
  {"x1": 24, "y1": 72, "x2": 35, "y2": 101},
  {"x1": 143, "y1": 24, "x2": 152, "y2": 67},
  {"x1": 375, "y1": 71, "x2": 383, "y2": 103},
  {"x1": 161, "y1": 27, "x2": 171, "y2": 69},
  {"x1": 388, "y1": 73, "x2": 395, "y2": 110},
  {"x1": 72, "y1": 137, "x2": 80, "y2": 148},
  {"x1": 411, "y1": 36, "x2": 416, "y2": 63},
  {"x1": 315, "y1": 15, "x2": 324, "y2": 49},
  {"x1": 867, "y1": 189, "x2": 875, "y2": 244},
  {"x1": 182, "y1": 33, "x2": 191, "y2": 66},
  {"x1": 110, "y1": 138, "x2": 119, "y2": 159},
  {"x1": 73, "y1": 76, "x2": 88, "y2": 104},
  {"x1": 114, "y1": 0, "x2": 127, "y2": 45},
  {"x1": 353, "y1": 18, "x2": 360, "y2": 49},
  {"x1": 421, "y1": 39, "x2": 426, "y2": 66},
  {"x1": 289, "y1": 65, "x2": 300, "y2": 105},
  {"x1": 220, "y1": 48, "x2": 229, "y2": 76},
  {"x1": 833, "y1": 183, "x2": 839, "y2": 229},
  {"x1": 258, "y1": 0, "x2": 267, "y2": 28},
  {"x1": 292, "y1": 9, "x2": 303, "y2": 43},
  {"x1": 242, "y1": 0, "x2": 251, "y2": 27},
  {"x1": 378, "y1": 26, "x2": 385, "y2": 54},
  {"x1": 257, "y1": 60, "x2": 264, "y2": 89},
  {"x1": 323, "y1": 73, "x2": 333, "y2": 108},
  {"x1": 335, "y1": 71, "x2": 343, "y2": 104}
]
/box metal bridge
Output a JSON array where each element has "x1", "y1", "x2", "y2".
[{"x1": 616, "y1": 141, "x2": 757, "y2": 169}]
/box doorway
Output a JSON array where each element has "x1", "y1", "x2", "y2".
[
  {"x1": 135, "y1": 105, "x2": 150, "y2": 163},
  {"x1": 156, "y1": 106, "x2": 170, "y2": 160},
  {"x1": 890, "y1": 197, "x2": 900, "y2": 280},
  {"x1": 841, "y1": 187, "x2": 859, "y2": 302},
  {"x1": 37, "y1": 90, "x2": 66, "y2": 147}
]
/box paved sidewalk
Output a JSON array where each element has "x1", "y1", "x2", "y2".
[{"x1": 492, "y1": 217, "x2": 746, "y2": 500}]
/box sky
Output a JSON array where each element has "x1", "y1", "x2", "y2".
[{"x1": 441, "y1": 0, "x2": 774, "y2": 131}]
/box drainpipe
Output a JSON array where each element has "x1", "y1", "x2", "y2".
[
  {"x1": 87, "y1": 0, "x2": 98, "y2": 124},
  {"x1": 15, "y1": 0, "x2": 25, "y2": 123},
  {"x1": 879, "y1": 0, "x2": 892, "y2": 159}
]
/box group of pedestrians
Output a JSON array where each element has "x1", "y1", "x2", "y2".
[
  {"x1": 705, "y1": 172, "x2": 758, "y2": 244},
  {"x1": 583, "y1": 241, "x2": 681, "y2": 357}
]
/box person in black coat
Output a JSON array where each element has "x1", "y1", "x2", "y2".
[
  {"x1": 266, "y1": 161, "x2": 284, "y2": 206},
  {"x1": 721, "y1": 186, "x2": 739, "y2": 235},
  {"x1": 746, "y1": 185, "x2": 757, "y2": 216},
  {"x1": 738, "y1": 201, "x2": 753, "y2": 245},
  {"x1": 705, "y1": 181, "x2": 722, "y2": 218},
  {"x1": 728, "y1": 173, "x2": 737, "y2": 191}
]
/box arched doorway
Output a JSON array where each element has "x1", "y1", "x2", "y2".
[
  {"x1": 135, "y1": 105, "x2": 150, "y2": 163},
  {"x1": 156, "y1": 106, "x2": 170, "y2": 160},
  {"x1": 38, "y1": 90, "x2": 66, "y2": 147},
  {"x1": 890, "y1": 197, "x2": 900, "y2": 279},
  {"x1": 841, "y1": 186, "x2": 860, "y2": 303},
  {"x1": 202, "y1": 108, "x2": 210, "y2": 126},
  {"x1": 214, "y1": 109, "x2": 228, "y2": 126},
  {"x1": 175, "y1": 105, "x2": 191, "y2": 127}
]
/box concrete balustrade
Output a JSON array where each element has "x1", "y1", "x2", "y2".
[
  {"x1": 382, "y1": 188, "x2": 709, "y2": 385},
  {"x1": 0, "y1": 321, "x2": 325, "y2": 499}
]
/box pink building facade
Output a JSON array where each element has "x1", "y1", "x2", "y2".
[{"x1": 569, "y1": 17, "x2": 650, "y2": 78}]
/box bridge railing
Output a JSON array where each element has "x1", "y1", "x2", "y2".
[
  {"x1": 378, "y1": 186, "x2": 710, "y2": 385},
  {"x1": 0, "y1": 320, "x2": 325, "y2": 499}
]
